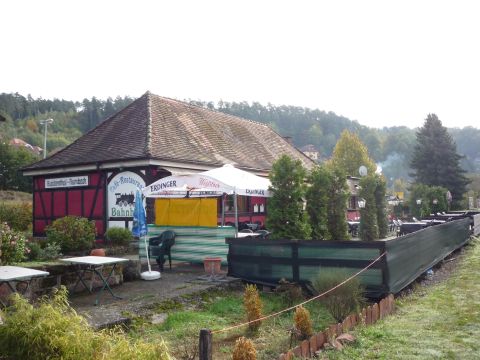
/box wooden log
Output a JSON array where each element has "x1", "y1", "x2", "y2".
[
  {"x1": 328, "y1": 324, "x2": 337, "y2": 340},
  {"x1": 366, "y1": 306, "x2": 372, "y2": 325},
  {"x1": 378, "y1": 298, "x2": 384, "y2": 319},
  {"x1": 372, "y1": 303, "x2": 379, "y2": 323},
  {"x1": 199, "y1": 329, "x2": 212, "y2": 360},
  {"x1": 293, "y1": 345, "x2": 302, "y2": 358},
  {"x1": 301, "y1": 340, "x2": 310, "y2": 358},
  {"x1": 337, "y1": 322, "x2": 343, "y2": 335},
  {"x1": 361, "y1": 308, "x2": 367, "y2": 325},
  {"x1": 309, "y1": 334, "x2": 318, "y2": 353},
  {"x1": 316, "y1": 331, "x2": 326, "y2": 349},
  {"x1": 350, "y1": 314, "x2": 357, "y2": 328},
  {"x1": 389, "y1": 294, "x2": 395, "y2": 313}
]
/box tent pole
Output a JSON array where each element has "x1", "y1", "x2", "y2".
[
  {"x1": 234, "y1": 192, "x2": 238, "y2": 237},
  {"x1": 144, "y1": 234, "x2": 152, "y2": 273},
  {"x1": 221, "y1": 194, "x2": 225, "y2": 226}
]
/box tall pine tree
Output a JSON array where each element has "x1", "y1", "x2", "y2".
[
  {"x1": 410, "y1": 114, "x2": 469, "y2": 208},
  {"x1": 267, "y1": 155, "x2": 311, "y2": 239}
]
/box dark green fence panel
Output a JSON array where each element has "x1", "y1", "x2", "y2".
[
  {"x1": 227, "y1": 238, "x2": 387, "y2": 298},
  {"x1": 385, "y1": 217, "x2": 471, "y2": 294},
  {"x1": 227, "y1": 218, "x2": 471, "y2": 298}
]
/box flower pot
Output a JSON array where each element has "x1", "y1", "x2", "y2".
[
  {"x1": 90, "y1": 248, "x2": 106, "y2": 257},
  {"x1": 203, "y1": 257, "x2": 222, "y2": 274}
]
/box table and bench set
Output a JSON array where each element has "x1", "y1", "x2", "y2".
[{"x1": 0, "y1": 229, "x2": 179, "y2": 307}]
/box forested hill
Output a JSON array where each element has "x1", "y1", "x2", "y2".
[{"x1": 1, "y1": 93, "x2": 480, "y2": 180}]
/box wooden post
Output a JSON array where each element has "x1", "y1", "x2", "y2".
[{"x1": 199, "y1": 328, "x2": 212, "y2": 360}]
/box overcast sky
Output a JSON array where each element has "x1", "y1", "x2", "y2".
[{"x1": 2, "y1": 0, "x2": 479, "y2": 129}]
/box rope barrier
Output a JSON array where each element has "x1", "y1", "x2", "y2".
[{"x1": 212, "y1": 251, "x2": 387, "y2": 334}]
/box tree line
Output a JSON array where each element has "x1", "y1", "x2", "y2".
[{"x1": 1, "y1": 93, "x2": 479, "y2": 199}]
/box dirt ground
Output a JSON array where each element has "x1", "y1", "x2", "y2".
[{"x1": 69, "y1": 262, "x2": 241, "y2": 329}]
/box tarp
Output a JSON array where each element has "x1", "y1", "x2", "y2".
[
  {"x1": 142, "y1": 165, "x2": 271, "y2": 198},
  {"x1": 202, "y1": 164, "x2": 272, "y2": 197},
  {"x1": 155, "y1": 198, "x2": 217, "y2": 226}
]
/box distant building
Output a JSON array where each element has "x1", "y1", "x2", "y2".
[
  {"x1": 300, "y1": 144, "x2": 320, "y2": 161},
  {"x1": 9, "y1": 138, "x2": 43, "y2": 155},
  {"x1": 346, "y1": 176, "x2": 361, "y2": 221}
]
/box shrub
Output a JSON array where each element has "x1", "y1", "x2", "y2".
[
  {"x1": 312, "y1": 268, "x2": 365, "y2": 322},
  {"x1": 0, "y1": 287, "x2": 171, "y2": 360},
  {"x1": 105, "y1": 227, "x2": 133, "y2": 247},
  {"x1": 46, "y1": 216, "x2": 96, "y2": 253},
  {"x1": 0, "y1": 202, "x2": 32, "y2": 231},
  {"x1": 232, "y1": 336, "x2": 256, "y2": 360},
  {"x1": 243, "y1": 284, "x2": 263, "y2": 332},
  {"x1": 275, "y1": 278, "x2": 303, "y2": 306},
  {"x1": 26, "y1": 240, "x2": 42, "y2": 261},
  {"x1": 0, "y1": 222, "x2": 27, "y2": 265},
  {"x1": 293, "y1": 305, "x2": 313, "y2": 339}
]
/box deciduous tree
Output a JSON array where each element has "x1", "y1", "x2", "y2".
[{"x1": 328, "y1": 130, "x2": 376, "y2": 177}]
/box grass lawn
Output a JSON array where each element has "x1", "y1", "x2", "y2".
[
  {"x1": 323, "y1": 237, "x2": 480, "y2": 359},
  {"x1": 127, "y1": 288, "x2": 336, "y2": 359}
]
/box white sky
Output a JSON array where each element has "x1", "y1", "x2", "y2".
[{"x1": 2, "y1": 0, "x2": 479, "y2": 129}]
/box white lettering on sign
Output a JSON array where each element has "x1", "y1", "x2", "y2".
[
  {"x1": 245, "y1": 189, "x2": 265, "y2": 196},
  {"x1": 45, "y1": 176, "x2": 89, "y2": 189}
]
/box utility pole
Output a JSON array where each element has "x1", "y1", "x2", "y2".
[{"x1": 40, "y1": 118, "x2": 54, "y2": 159}]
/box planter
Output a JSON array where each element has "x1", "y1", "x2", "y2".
[
  {"x1": 90, "y1": 248, "x2": 106, "y2": 257},
  {"x1": 203, "y1": 257, "x2": 222, "y2": 275}
]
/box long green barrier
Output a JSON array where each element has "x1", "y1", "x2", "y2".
[
  {"x1": 385, "y1": 217, "x2": 470, "y2": 293},
  {"x1": 226, "y1": 218, "x2": 471, "y2": 298}
]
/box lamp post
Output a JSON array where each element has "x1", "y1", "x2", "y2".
[{"x1": 39, "y1": 118, "x2": 54, "y2": 159}]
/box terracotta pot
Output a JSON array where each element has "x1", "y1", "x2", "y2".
[
  {"x1": 203, "y1": 257, "x2": 222, "y2": 274},
  {"x1": 90, "y1": 248, "x2": 106, "y2": 257}
]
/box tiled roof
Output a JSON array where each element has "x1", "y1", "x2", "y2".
[{"x1": 24, "y1": 92, "x2": 315, "y2": 172}]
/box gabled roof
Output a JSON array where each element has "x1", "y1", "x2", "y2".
[{"x1": 23, "y1": 92, "x2": 315, "y2": 173}]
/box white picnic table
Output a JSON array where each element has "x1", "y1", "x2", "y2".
[
  {"x1": 0, "y1": 266, "x2": 49, "y2": 307},
  {"x1": 59, "y1": 256, "x2": 129, "y2": 305}
]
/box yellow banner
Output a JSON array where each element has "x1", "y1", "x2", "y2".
[{"x1": 155, "y1": 198, "x2": 217, "y2": 227}]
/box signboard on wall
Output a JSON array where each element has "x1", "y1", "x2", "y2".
[
  {"x1": 107, "y1": 171, "x2": 145, "y2": 222},
  {"x1": 45, "y1": 176, "x2": 89, "y2": 189}
]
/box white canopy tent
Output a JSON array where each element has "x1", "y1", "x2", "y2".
[{"x1": 142, "y1": 164, "x2": 272, "y2": 233}]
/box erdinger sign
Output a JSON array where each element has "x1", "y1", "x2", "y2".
[
  {"x1": 108, "y1": 171, "x2": 145, "y2": 218},
  {"x1": 144, "y1": 174, "x2": 231, "y2": 198}
]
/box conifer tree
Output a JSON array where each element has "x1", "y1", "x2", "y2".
[
  {"x1": 306, "y1": 165, "x2": 332, "y2": 239},
  {"x1": 267, "y1": 155, "x2": 311, "y2": 239},
  {"x1": 326, "y1": 167, "x2": 349, "y2": 240},
  {"x1": 359, "y1": 175, "x2": 378, "y2": 241},
  {"x1": 374, "y1": 174, "x2": 388, "y2": 238},
  {"x1": 410, "y1": 114, "x2": 469, "y2": 208}
]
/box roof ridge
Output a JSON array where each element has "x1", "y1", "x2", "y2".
[
  {"x1": 149, "y1": 93, "x2": 271, "y2": 129},
  {"x1": 145, "y1": 92, "x2": 153, "y2": 157}
]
